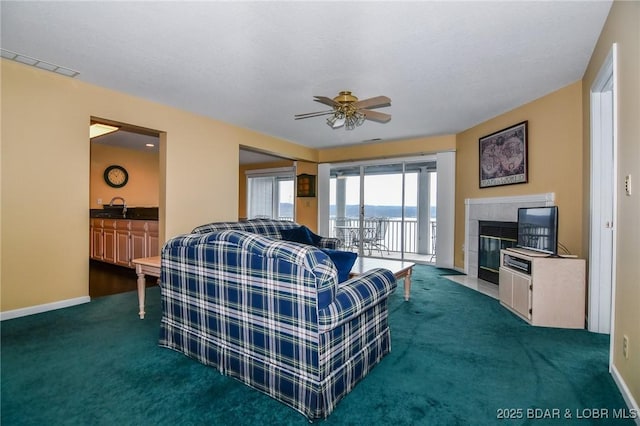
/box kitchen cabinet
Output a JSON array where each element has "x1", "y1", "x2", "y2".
[
  {"x1": 102, "y1": 220, "x2": 117, "y2": 264},
  {"x1": 146, "y1": 221, "x2": 159, "y2": 257},
  {"x1": 130, "y1": 220, "x2": 147, "y2": 261},
  {"x1": 91, "y1": 219, "x2": 104, "y2": 260},
  {"x1": 115, "y1": 226, "x2": 131, "y2": 267},
  {"x1": 90, "y1": 219, "x2": 159, "y2": 268}
]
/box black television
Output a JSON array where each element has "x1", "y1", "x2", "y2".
[{"x1": 516, "y1": 206, "x2": 559, "y2": 255}]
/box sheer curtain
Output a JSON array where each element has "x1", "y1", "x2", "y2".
[{"x1": 246, "y1": 168, "x2": 294, "y2": 220}]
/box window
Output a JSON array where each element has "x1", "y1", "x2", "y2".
[{"x1": 246, "y1": 168, "x2": 294, "y2": 220}]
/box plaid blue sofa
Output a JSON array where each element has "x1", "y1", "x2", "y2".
[{"x1": 159, "y1": 226, "x2": 397, "y2": 420}]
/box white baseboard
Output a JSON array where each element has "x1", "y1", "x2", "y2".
[
  {"x1": 611, "y1": 364, "x2": 640, "y2": 425},
  {"x1": 0, "y1": 296, "x2": 91, "y2": 321}
]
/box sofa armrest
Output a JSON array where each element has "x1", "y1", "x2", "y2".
[
  {"x1": 317, "y1": 268, "x2": 397, "y2": 331},
  {"x1": 318, "y1": 236, "x2": 340, "y2": 250}
]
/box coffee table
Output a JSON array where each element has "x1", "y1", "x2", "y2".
[
  {"x1": 131, "y1": 256, "x2": 160, "y2": 319},
  {"x1": 350, "y1": 258, "x2": 416, "y2": 301}
]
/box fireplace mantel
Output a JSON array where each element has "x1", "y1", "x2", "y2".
[{"x1": 464, "y1": 193, "x2": 555, "y2": 277}]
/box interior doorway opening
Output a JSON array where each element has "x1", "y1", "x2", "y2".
[{"x1": 89, "y1": 118, "x2": 161, "y2": 298}]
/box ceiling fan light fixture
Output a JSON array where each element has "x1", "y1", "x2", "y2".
[
  {"x1": 327, "y1": 115, "x2": 346, "y2": 129},
  {"x1": 345, "y1": 120, "x2": 355, "y2": 131}
]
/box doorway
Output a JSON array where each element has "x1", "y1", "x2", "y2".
[
  {"x1": 589, "y1": 44, "x2": 617, "y2": 336},
  {"x1": 89, "y1": 119, "x2": 161, "y2": 297}
]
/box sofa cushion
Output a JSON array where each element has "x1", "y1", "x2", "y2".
[
  {"x1": 192, "y1": 219, "x2": 340, "y2": 249},
  {"x1": 280, "y1": 225, "x2": 322, "y2": 246},
  {"x1": 192, "y1": 219, "x2": 297, "y2": 239},
  {"x1": 322, "y1": 249, "x2": 358, "y2": 283}
]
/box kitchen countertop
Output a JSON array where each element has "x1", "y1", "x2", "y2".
[{"x1": 90, "y1": 206, "x2": 158, "y2": 220}]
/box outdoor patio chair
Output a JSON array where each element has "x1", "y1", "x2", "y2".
[
  {"x1": 368, "y1": 217, "x2": 390, "y2": 255},
  {"x1": 334, "y1": 217, "x2": 355, "y2": 249},
  {"x1": 353, "y1": 217, "x2": 389, "y2": 256}
]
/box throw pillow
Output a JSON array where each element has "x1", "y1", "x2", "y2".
[
  {"x1": 305, "y1": 227, "x2": 323, "y2": 246},
  {"x1": 280, "y1": 225, "x2": 322, "y2": 246},
  {"x1": 322, "y1": 249, "x2": 358, "y2": 283}
]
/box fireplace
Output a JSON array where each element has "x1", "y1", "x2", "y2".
[
  {"x1": 478, "y1": 221, "x2": 517, "y2": 284},
  {"x1": 464, "y1": 193, "x2": 555, "y2": 279}
]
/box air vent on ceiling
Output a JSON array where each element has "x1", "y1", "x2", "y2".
[{"x1": 1, "y1": 49, "x2": 79, "y2": 78}]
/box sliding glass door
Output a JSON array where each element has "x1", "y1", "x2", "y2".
[
  {"x1": 362, "y1": 163, "x2": 405, "y2": 256},
  {"x1": 328, "y1": 158, "x2": 437, "y2": 261}
]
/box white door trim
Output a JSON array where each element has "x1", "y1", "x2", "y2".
[{"x1": 588, "y1": 44, "x2": 618, "y2": 345}]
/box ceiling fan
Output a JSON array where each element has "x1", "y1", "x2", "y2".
[{"x1": 294, "y1": 91, "x2": 391, "y2": 130}]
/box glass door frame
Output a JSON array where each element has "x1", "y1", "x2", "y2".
[{"x1": 326, "y1": 155, "x2": 437, "y2": 260}]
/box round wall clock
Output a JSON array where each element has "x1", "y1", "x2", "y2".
[{"x1": 103, "y1": 165, "x2": 129, "y2": 188}]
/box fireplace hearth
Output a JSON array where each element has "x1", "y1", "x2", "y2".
[{"x1": 478, "y1": 221, "x2": 517, "y2": 284}]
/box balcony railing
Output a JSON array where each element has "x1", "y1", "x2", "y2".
[{"x1": 328, "y1": 217, "x2": 435, "y2": 255}]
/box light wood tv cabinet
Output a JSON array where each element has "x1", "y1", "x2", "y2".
[{"x1": 499, "y1": 248, "x2": 586, "y2": 329}]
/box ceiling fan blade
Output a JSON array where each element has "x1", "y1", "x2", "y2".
[
  {"x1": 294, "y1": 110, "x2": 336, "y2": 120},
  {"x1": 362, "y1": 109, "x2": 392, "y2": 123},
  {"x1": 354, "y1": 96, "x2": 391, "y2": 110},
  {"x1": 313, "y1": 96, "x2": 338, "y2": 107}
]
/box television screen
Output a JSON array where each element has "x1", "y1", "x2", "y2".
[{"x1": 517, "y1": 206, "x2": 558, "y2": 255}]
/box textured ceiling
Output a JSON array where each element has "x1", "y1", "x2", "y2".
[{"x1": 2, "y1": 1, "x2": 611, "y2": 149}]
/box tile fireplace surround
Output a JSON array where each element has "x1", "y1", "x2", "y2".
[{"x1": 464, "y1": 193, "x2": 555, "y2": 278}]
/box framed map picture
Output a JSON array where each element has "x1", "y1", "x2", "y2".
[{"x1": 479, "y1": 121, "x2": 528, "y2": 188}]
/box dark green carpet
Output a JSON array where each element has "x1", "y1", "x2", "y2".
[{"x1": 1, "y1": 265, "x2": 631, "y2": 425}]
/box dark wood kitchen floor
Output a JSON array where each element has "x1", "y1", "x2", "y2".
[{"x1": 89, "y1": 260, "x2": 157, "y2": 298}]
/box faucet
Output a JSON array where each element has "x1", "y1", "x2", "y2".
[{"x1": 109, "y1": 197, "x2": 127, "y2": 217}]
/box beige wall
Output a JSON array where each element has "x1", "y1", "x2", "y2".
[
  {"x1": 2, "y1": 61, "x2": 92, "y2": 309},
  {"x1": 0, "y1": 59, "x2": 315, "y2": 312},
  {"x1": 454, "y1": 82, "x2": 584, "y2": 268},
  {"x1": 319, "y1": 134, "x2": 456, "y2": 163},
  {"x1": 90, "y1": 143, "x2": 159, "y2": 209},
  {"x1": 582, "y1": 0, "x2": 640, "y2": 405}
]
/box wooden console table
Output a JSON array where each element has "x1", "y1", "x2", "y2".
[{"x1": 131, "y1": 256, "x2": 160, "y2": 319}]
